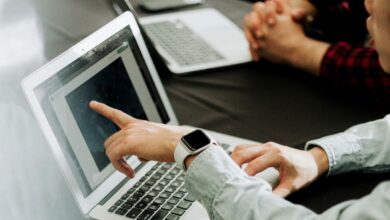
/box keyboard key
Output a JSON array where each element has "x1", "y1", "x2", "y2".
[
  {"x1": 168, "y1": 198, "x2": 179, "y2": 204},
  {"x1": 159, "y1": 192, "x2": 170, "y2": 199},
  {"x1": 150, "y1": 210, "x2": 168, "y2": 220},
  {"x1": 139, "y1": 176, "x2": 148, "y2": 182},
  {"x1": 141, "y1": 196, "x2": 153, "y2": 203},
  {"x1": 115, "y1": 208, "x2": 127, "y2": 216},
  {"x1": 162, "y1": 203, "x2": 174, "y2": 211},
  {"x1": 126, "y1": 208, "x2": 143, "y2": 219},
  {"x1": 165, "y1": 213, "x2": 180, "y2": 220},
  {"x1": 164, "y1": 174, "x2": 175, "y2": 180},
  {"x1": 156, "y1": 169, "x2": 166, "y2": 175},
  {"x1": 145, "y1": 179, "x2": 157, "y2": 186},
  {"x1": 147, "y1": 190, "x2": 159, "y2": 197},
  {"x1": 159, "y1": 180, "x2": 169, "y2": 186},
  {"x1": 173, "y1": 192, "x2": 185, "y2": 199},
  {"x1": 154, "y1": 198, "x2": 165, "y2": 205},
  {"x1": 178, "y1": 201, "x2": 192, "y2": 209},
  {"x1": 121, "y1": 202, "x2": 134, "y2": 210},
  {"x1": 140, "y1": 185, "x2": 151, "y2": 192},
  {"x1": 162, "y1": 163, "x2": 173, "y2": 169},
  {"x1": 184, "y1": 194, "x2": 196, "y2": 202},
  {"x1": 134, "y1": 191, "x2": 145, "y2": 198},
  {"x1": 154, "y1": 184, "x2": 164, "y2": 191},
  {"x1": 137, "y1": 209, "x2": 154, "y2": 220},
  {"x1": 171, "y1": 207, "x2": 186, "y2": 216},
  {"x1": 151, "y1": 174, "x2": 162, "y2": 181},
  {"x1": 128, "y1": 196, "x2": 141, "y2": 203},
  {"x1": 179, "y1": 187, "x2": 187, "y2": 193},
  {"x1": 135, "y1": 202, "x2": 148, "y2": 210},
  {"x1": 108, "y1": 206, "x2": 117, "y2": 212},
  {"x1": 171, "y1": 181, "x2": 181, "y2": 188},
  {"x1": 151, "y1": 164, "x2": 160, "y2": 170},
  {"x1": 121, "y1": 193, "x2": 130, "y2": 200},
  {"x1": 134, "y1": 182, "x2": 142, "y2": 188},
  {"x1": 114, "y1": 200, "x2": 124, "y2": 206},
  {"x1": 165, "y1": 186, "x2": 176, "y2": 193},
  {"x1": 128, "y1": 188, "x2": 136, "y2": 194},
  {"x1": 148, "y1": 204, "x2": 159, "y2": 211}
]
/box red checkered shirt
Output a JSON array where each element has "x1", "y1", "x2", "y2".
[
  {"x1": 309, "y1": 0, "x2": 390, "y2": 101},
  {"x1": 320, "y1": 43, "x2": 390, "y2": 101}
]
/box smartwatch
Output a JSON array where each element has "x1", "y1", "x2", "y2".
[{"x1": 174, "y1": 129, "x2": 216, "y2": 171}]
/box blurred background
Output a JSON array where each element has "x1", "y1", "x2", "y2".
[{"x1": 0, "y1": 0, "x2": 86, "y2": 219}]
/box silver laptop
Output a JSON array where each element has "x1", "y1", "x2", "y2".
[
  {"x1": 22, "y1": 12, "x2": 277, "y2": 220},
  {"x1": 113, "y1": 0, "x2": 251, "y2": 74}
]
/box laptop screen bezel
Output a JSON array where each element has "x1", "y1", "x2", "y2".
[{"x1": 22, "y1": 12, "x2": 178, "y2": 215}]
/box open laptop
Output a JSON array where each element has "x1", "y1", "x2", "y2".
[
  {"x1": 22, "y1": 12, "x2": 277, "y2": 220},
  {"x1": 112, "y1": 0, "x2": 252, "y2": 74}
]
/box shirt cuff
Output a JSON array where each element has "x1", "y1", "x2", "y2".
[
  {"x1": 184, "y1": 146, "x2": 271, "y2": 218},
  {"x1": 305, "y1": 132, "x2": 364, "y2": 176}
]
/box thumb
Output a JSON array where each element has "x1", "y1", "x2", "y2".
[
  {"x1": 89, "y1": 101, "x2": 136, "y2": 129},
  {"x1": 273, "y1": 182, "x2": 294, "y2": 197}
]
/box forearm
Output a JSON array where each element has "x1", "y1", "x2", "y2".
[{"x1": 290, "y1": 37, "x2": 330, "y2": 76}]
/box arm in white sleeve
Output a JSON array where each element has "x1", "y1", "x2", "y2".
[
  {"x1": 184, "y1": 146, "x2": 390, "y2": 220},
  {"x1": 305, "y1": 115, "x2": 390, "y2": 175}
]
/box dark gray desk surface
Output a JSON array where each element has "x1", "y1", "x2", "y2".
[{"x1": 134, "y1": 0, "x2": 390, "y2": 213}]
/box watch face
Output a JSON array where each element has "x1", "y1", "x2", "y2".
[{"x1": 182, "y1": 130, "x2": 211, "y2": 151}]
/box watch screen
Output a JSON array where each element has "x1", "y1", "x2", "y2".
[{"x1": 182, "y1": 130, "x2": 211, "y2": 151}]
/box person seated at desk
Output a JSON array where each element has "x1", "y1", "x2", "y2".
[
  {"x1": 244, "y1": 0, "x2": 390, "y2": 103},
  {"x1": 89, "y1": 0, "x2": 390, "y2": 218}
]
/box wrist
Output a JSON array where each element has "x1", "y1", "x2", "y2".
[
  {"x1": 309, "y1": 147, "x2": 329, "y2": 177},
  {"x1": 290, "y1": 37, "x2": 330, "y2": 75},
  {"x1": 166, "y1": 126, "x2": 194, "y2": 162},
  {"x1": 184, "y1": 155, "x2": 197, "y2": 170}
]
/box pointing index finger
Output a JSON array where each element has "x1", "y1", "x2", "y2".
[{"x1": 89, "y1": 101, "x2": 136, "y2": 129}]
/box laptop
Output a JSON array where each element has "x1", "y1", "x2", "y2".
[
  {"x1": 112, "y1": 0, "x2": 252, "y2": 74},
  {"x1": 22, "y1": 12, "x2": 277, "y2": 220}
]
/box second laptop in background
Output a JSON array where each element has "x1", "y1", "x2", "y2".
[{"x1": 113, "y1": 1, "x2": 251, "y2": 74}]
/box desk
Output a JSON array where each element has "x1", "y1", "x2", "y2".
[{"x1": 135, "y1": 0, "x2": 390, "y2": 213}]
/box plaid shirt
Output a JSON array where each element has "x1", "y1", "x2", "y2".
[
  {"x1": 320, "y1": 43, "x2": 390, "y2": 101},
  {"x1": 309, "y1": 0, "x2": 390, "y2": 102}
]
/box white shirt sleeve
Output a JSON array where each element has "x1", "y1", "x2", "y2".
[
  {"x1": 184, "y1": 146, "x2": 390, "y2": 220},
  {"x1": 305, "y1": 115, "x2": 390, "y2": 175}
]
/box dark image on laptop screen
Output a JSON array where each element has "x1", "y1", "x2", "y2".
[{"x1": 66, "y1": 58, "x2": 147, "y2": 171}]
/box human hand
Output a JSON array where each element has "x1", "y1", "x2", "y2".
[
  {"x1": 243, "y1": 0, "x2": 316, "y2": 61},
  {"x1": 89, "y1": 101, "x2": 193, "y2": 178},
  {"x1": 231, "y1": 142, "x2": 329, "y2": 197}
]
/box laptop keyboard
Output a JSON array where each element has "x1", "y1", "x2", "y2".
[
  {"x1": 108, "y1": 142, "x2": 231, "y2": 220},
  {"x1": 143, "y1": 20, "x2": 225, "y2": 66}
]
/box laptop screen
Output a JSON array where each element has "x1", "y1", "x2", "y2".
[{"x1": 33, "y1": 27, "x2": 170, "y2": 197}]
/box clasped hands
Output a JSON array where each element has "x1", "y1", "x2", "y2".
[
  {"x1": 243, "y1": 0, "x2": 313, "y2": 65},
  {"x1": 90, "y1": 101, "x2": 328, "y2": 198}
]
